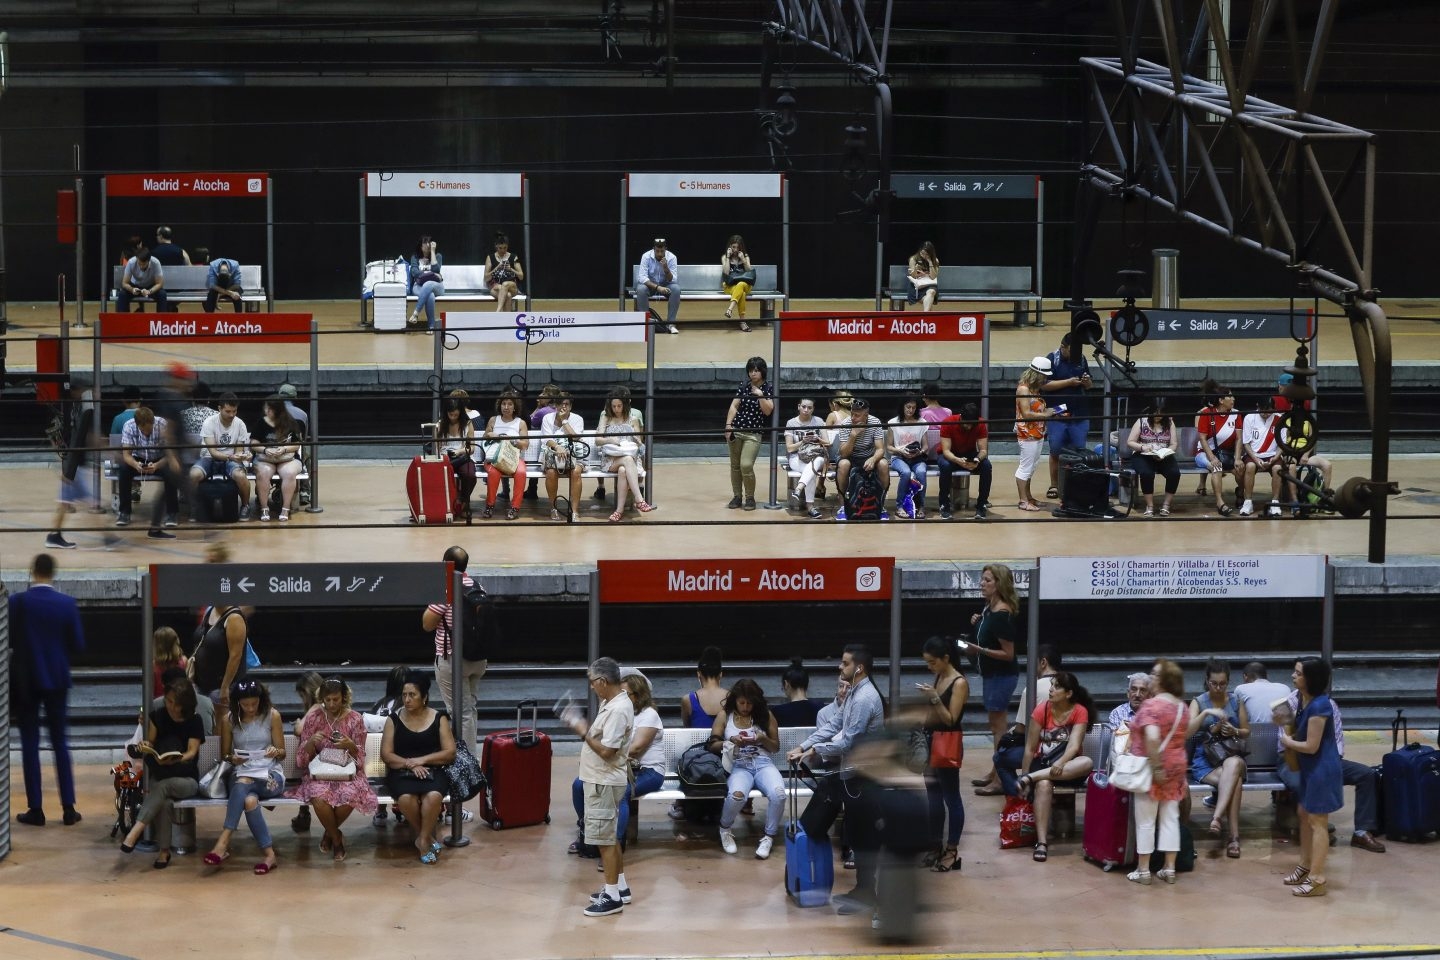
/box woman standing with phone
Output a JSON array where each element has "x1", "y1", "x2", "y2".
[
  {"x1": 916, "y1": 636, "x2": 969, "y2": 872},
  {"x1": 969, "y1": 563, "x2": 1020, "y2": 796}
]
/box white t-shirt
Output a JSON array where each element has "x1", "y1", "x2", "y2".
[
  {"x1": 201, "y1": 413, "x2": 250, "y2": 459},
  {"x1": 785, "y1": 414, "x2": 827, "y2": 447},
  {"x1": 888, "y1": 418, "x2": 930, "y2": 458},
  {"x1": 1242, "y1": 412, "x2": 1279, "y2": 462},
  {"x1": 1234, "y1": 679, "x2": 1291, "y2": 724},
  {"x1": 578, "y1": 691, "x2": 634, "y2": 786},
  {"x1": 539, "y1": 411, "x2": 585, "y2": 449},
  {"x1": 1015, "y1": 674, "x2": 1055, "y2": 723},
  {"x1": 632, "y1": 706, "x2": 665, "y2": 775}
]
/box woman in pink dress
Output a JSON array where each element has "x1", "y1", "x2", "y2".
[
  {"x1": 288, "y1": 677, "x2": 378, "y2": 862},
  {"x1": 1127, "y1": 658, "x2": 1190, "y2": 885}
]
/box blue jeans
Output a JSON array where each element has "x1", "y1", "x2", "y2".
[
  {"x1": 993, "y1": 744, "x2": 1028, "y2": 797},
  {"x1": 635, "y1": 283, "x2": 682, "y2": 324},
  {"x1": 224, "y1": 772, "x2": 285, "y2": 850},
  {"x1": 416, "y1": 280, "x2": 444, "y2": 325},
  {"x1": 925, "y1": 765, "x2": 965, "y2": 845},
  {"x1": 720, "y1": 758, "x2": 786, "y2": 836},
  {"x1": 890, "y1": 457, "x2": 928, "y2": 508},
  {"x1": 571, "y1": 766, "x2": 665, "y2": 844}
]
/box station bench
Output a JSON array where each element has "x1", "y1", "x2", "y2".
[
  {"x1": 362, "y1": 261, "x2": 527, "y2": 326},
  {"x1": 103, "y1": 434, "x2": 309, "y2": 515},
  {"x1": 624, "y1": 263, "x2": 784, "y2": 321},
  {"x1": 108, "y1": 264, "x2": 267, "y2": 312},
  {"x1": 883, "y1": 264, "x2": 1040, "y2": 327}
]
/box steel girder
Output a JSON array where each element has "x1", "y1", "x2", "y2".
[{"x1": 1076, "y1": 0, "x2": 1395, "y2": 561}]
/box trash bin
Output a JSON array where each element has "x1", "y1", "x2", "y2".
[{"x1": 1152, "y1": 248, "x2": 1179, "y2": 309}]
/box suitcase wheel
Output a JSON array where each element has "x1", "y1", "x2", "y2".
[
  {"x1": 544, "y1": 815, "x2": 551, "y2": 825},
  {"x1": 490, "y1": 819, "x2": 502, "y2": 831}
]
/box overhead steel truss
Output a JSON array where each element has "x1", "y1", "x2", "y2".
[{"x1": 1076, "y1": 0, "x2": 1396, "y2": 562}]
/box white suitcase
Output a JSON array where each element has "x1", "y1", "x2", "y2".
[{"x1": 373, "y1": 281, "x2": 408, "y2": 332}]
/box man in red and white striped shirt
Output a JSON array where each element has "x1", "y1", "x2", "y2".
[
  {"x1": 1240, "y1": 396, "x2": 1283, "y2": 517},
  {"x1": 421, "y1": 545, "x2": 486, "y2": 746}
]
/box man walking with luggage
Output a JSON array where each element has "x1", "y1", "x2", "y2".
[
  {"x1": 10, "y1": 553, "x2": 86, "y2": 827},
  {"x1": 564, "y1": 657, "x2": 634, "y2": 917},
  {"x1": 789, "y1": 644, "x2": 886, "y2": 915}
]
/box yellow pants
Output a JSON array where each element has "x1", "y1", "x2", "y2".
[{"x1": 724, "y1": 280, "x2": 751, "y2": 317}]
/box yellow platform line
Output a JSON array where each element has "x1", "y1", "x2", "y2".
[{"x1": 666, "y1": 946, "x2": 1440, "y2": 960}]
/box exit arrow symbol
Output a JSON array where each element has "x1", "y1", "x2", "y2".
[
  {"x1": 928, "y1": 182, "x2": 936, "y2": 190},
  {"x1": 237, "y1": 577, "x2": 254, "y2": 593},
  {"x1": 1227, "y1": 319, "x2": 1238, "y2": 329},
  {"x1": 326, "y1": 577, "x2": 341, "y2": 591}
]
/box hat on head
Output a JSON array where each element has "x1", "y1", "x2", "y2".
[
  {"x1": 277, "y1": 382, "x2": 298, "y2": 399},
  {"x1": 1277, "y1": 372, "x2": 1294, "y2": 386},
  {"x1": 619, "y1": 665, "x2": 650, "y2": 685},
  {"x1": 1029, "y1": 356, "x2": 1054, "y2": 376}
]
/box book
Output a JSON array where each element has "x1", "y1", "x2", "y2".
[{"x1": 132, "y1": 744, "x2": 183, "y2": 762}]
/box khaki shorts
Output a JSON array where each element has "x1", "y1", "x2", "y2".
[{"x1": 582, "y1": 781, "x2": 625, "y2": 846}]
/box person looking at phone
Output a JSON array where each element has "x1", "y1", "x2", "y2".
[
  {"x1": 969, "y1": 564, "x2": 1020, "y2": 796},
  {"x1": 784, "y1": 397, "x2": 830, "y2": 519},
  {"x1": 485, "y1": 232, "x2": 524, "y2": 312},
  {"x1": 937, "y1": 402, "x2": 992, "y2": 521},
  {"x1": 203, "y1": 679, "x2": 286, "y2": 873},
  {"x1": 564, "y1": 658, "x2": 635, "y2": 917},
  {"x1": 721, "y1": 234, "x2": 754, "y2": 331},
  {"x1": 1040, "y1": 333, "x2": 1092, "y2": 500},
  {"x1": 406, "y1": 235, "x2": 444, "y2": 330},
  {"x1": 290, "y1": 677, "x2": 376, "y2": 862},
  {"x1": 711, "y1": 679, "x2": 785, "y2": 860},
  {"x1": 1015, "y1": 359, "x2": 1060, "y2": 512}
]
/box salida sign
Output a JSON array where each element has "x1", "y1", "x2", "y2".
[
  {"x1": 598, "y1": 557, "x2": 893, "y2": 604},
  {"x1": 106, "y1": 173, "x2": 268, "y2": 198},
  {"x1": 100, "y1": 313, "x2": 311, "y2": 344},
  {"x1": 780, "y1": 311, "x2": 984, "y2": 343}
]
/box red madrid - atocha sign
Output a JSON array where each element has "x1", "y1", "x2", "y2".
[
  {"x1": 105, "y1": 173, "x2": 270, "y2": 198},
  {"x1": 99, "y1": 313, "x2": 311, "y2": 344},
  {"x1": 597, "y1": 557, "x2": 893, "y2": 604},
  {"x1": 779, "y1": 311, "x2": 984, "y2": 342}
]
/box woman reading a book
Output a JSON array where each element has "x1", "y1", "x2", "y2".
[
  {"x1": 120, "y1": 676, "x2": 205, "y2": 868},
  {"x1": 203, "y1": 680, "x2": 286, "y2": 873},
  {"x1": 1126, "y1": 398, "x2": 1181, "y2": 518},
  {"x1": 287, "y1": 677, "x2": 376, "y2": 863}
]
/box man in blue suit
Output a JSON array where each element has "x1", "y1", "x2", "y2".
[{"x1": 9, "y1": 553, "x2": 86, "y2": 826}]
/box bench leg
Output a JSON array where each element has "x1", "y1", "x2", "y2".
[
  {"x1": 171, "y1": 805, "x2": 197, "y2": 855},
  {"x1": 951, "y1": 472, "x2": 971, "y2": 511}
]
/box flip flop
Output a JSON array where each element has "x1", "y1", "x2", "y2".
[
  {"x1": 1017, "y1": 501, "x2": 1042, "y2": 512},
  {"x1": 419, "y1": 850, "x2": 438, "y2": 865},
  {"x1": 202, "y1": 851, "x2": 231, "y2": 866},
  {"x1": 253, "y1": 861, "x2": 278, "y2": 875},
  {"x1": 1032, "y1": 842, "x2": 1048, "y2": 862}
]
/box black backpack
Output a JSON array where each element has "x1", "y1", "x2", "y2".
[
  {"x1": 459, "y1": 584, "x2": 499, "y2": 661},
  {"x1": 846, "y1": 468, "x2": 883, "y2": 521},
  {"x1": 677, "y1": 742, "x2": 726, "y2": 796}
]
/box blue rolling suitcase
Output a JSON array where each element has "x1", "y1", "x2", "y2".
[
  {"x1": 1380, "y1": 711, "x2": 1440, "y2": 843},
  {"x1": 784, "y1": 763, "x2": 834, "y2": 907}
]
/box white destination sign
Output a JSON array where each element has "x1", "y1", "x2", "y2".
[
  {"x1": 1038, "y1": 555, "x2": 1326, "y2": 601},
  {"x1": 627, "y1": 173, "x2": 784, "y2": 198},
  {"x1": 445, "y1": 311, "x2": 648, "y2": 344},
  {"x1": 366, "y1": 172, "x2": 524, "y2": 198}
]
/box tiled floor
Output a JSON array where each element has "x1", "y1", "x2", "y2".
[{"x1": 3, "y1": 735, "x2": 1438, "y2": 960}]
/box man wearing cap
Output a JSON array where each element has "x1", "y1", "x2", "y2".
[
  {"x1": 116, "y1": 246, "x2": 168, "y2": 313},
  {"x1": 203, "y1": 258, "x2": 244, "y2": 314},
  {"x1": 1040, "y1": 334, "x2": 1092, "y2": 499},
  {"x1": 635, "y1": 239, "x2": 682, "y2": 334}
]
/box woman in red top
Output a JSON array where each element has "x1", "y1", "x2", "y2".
[
  {"x1": 1128, "y1": 658, "x2": 1190, "y2": 885},
  {"x1": 1016, "y1": 672, "x2": 1094, "y2": 862},
  {"x1": 1194, "y1": 379, "x2": 1239, "y2": 516}
]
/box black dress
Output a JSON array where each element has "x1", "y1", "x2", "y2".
[{"x1": 385, "y1": 712, "x2": 453, "y2": 797}]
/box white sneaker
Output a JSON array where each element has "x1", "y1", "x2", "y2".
[
  {"x1": 755, "y1": 835, "x2": 774, "y2": 860},
  {"x1": 1267, "y1": 502, "x2": 1283, "y2": 518},
  {"x1": 719, "y1": 828, "x2": 738, "y2": 855},
  {"x1": 1239, "y1": 499, "x2": 1254, "y2": 516}
]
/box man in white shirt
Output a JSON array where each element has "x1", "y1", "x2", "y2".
[
  {"x1": 635, "y1": 238, "x2": 682, "y2": 334},
  {"x1": 1239, "y1": 396, "x2": 1283, "y2": 517},
  {"x1": 1234, "y1": 662, "x2": 1291, "y2": 723},
  {"x1": 565, "y1": 657, "x2": 634, "y2": 917},
  {"x1": 190, "y1": 393, "x2": 254, "y2": 519}
]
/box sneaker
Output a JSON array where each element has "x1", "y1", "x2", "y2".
[
  {"x1": 719, "y1": 828, "x2": 738, "y2": 855},
  {"x1": 45, "y1": 532, "x2": 77, "y2": 549},
  {"x1": 590, "y1": 886, "x2": 633, "y2": 905},
  {"x1": 163, "y1": 514, "x2": 178, "y2": 528},
  {"x1": 239, "y1": 505, "x2": 252, "y2": 521},
  {"x1": 755, "y1": 835, "x2": 774, "y2": 860},
  {"x1": 940, "y1": 505, "x2": 953, "y2": 520},
  {"x1": 666, "y1": 324, "x2": 679, "y2": 335},
  {"x1": 880, "y1": 509, "x2": 890, "y2": 521},
  {"x1": 1202, "y1": 792, "x2": 1217, "y2": 809},
  {"x1": 583, "y1": 893, "x2": 624, "y2": 917},
  {"x1": 1239, "y1": 499, "x2": 1254, "y2": 516},
  {"x1": 1267, "y1": 502, "x2": 1283, "y2": 518},
  {"x1": 148, "y1": 529, "x2": 176, "y2": 540},
  {"x1": 443, "y1": 808, "x2": 474, "y2": 825},
  {"x1": 808, "y1": 507, "x2": 823, "y2": 520},
  {"x1": 835, "y1": 507, "x2": 847, "y2": 522},
  {"x1": 667, "y1": 802, "x2": 687, "y2": 821},
  {"x1": 593, "y1": 486, "x2": 606, "y2": 501},
  {"x1": 742, "y1": 497, "x2": 756, "y2": 511},
  {"x1": 115, "y1": 513, "x2": 131, "y2": 527},
  {"x1": 973, "y1": 506, "x2": 988, "y2": 520},
  {"x1": 726, "y1": 496, "x2": 743, "y2": 509},
  {"x1": 789, "y1": 489, "x2": 802, "y2": 510},
  {"x1": 372, "y1": 809, "x2": 390, "y2": 827}
]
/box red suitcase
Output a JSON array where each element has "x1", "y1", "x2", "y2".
[
  {"x1": 479, "y1": 700, "x2": 553, "y2": 830},
  {"x1": 1081, "y1": 771, "x2": 1134, "y2": 871},
  {"x1": 406, "y1": 456, "x2": 457, "y2": 524}
]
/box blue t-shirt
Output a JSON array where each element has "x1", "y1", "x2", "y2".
[{"x1": 1049, "y1": 348, "x2": 1091, "y2": 418}]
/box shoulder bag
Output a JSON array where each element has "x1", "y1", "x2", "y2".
[
  {"x1": 444, "y1": 740, "x2": 485, "y2": 802},
  {"x1": 1111, "y1": 702, "x2": 1185, "y2": 793},
  {"x1": 927, "y1": 677, "x2": 964, "y2": 769},
  {"x1": 487, "y1": 439, "x2": 521, "y2": 475},
  {"x1": 727, "y1": 267, "x2": 757, "y2": 286},
  {"x1": 307, "y1": 720, "x2": 357, "y2": 781},
  {"x1": 199, "y1": 758, "x2": 233, "y2": 799}
]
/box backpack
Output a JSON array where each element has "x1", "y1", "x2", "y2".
[
  {"x1": 845, "y1": 468, "x2": 883, "y2": 521},
  {"x1": 677, "y1": 742, "x2": 727, "y2": 796},
  {"x1": 460, "y1": 583, "x2": 499, "y2": 662}
]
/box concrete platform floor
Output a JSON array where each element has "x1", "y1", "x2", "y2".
[{"x1": 2, "y1": 735, "x2": 1438, "y2": 960}]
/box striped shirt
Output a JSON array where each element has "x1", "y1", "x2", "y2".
[
  {"x1": 121, "y1": 416, "x2": 168, "y2": 463},
  {"x1": 429, "y1": 574, "x2": 475, "y2": 660}
]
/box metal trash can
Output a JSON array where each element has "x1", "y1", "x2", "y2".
[{"x1": 1152, "y1": 248, "x2": 1179, "y2": 308}]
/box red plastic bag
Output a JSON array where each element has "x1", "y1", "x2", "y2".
[{"x1": 999, "y1": 795, "x2": 1037, "y2": 849}]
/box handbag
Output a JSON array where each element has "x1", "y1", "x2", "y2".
[
  {"x1": 600, "y1": 439, "x2": 639, "y2": 459},
  {"x1": 1111, "y1": 702, "x2": 1186, "y2": 793},
  {"x1": 797, "y1": 441, "x2": 826, "y2": 464},
  {"x1": 996, "y1": 722, "x2": 1026, "y2": 752},
  {"x1": 929, "y1": 730, "x2": 964, "y2": 769},
  {"x1": 244, "y1": 638, "x2": 261, "y2": 670},
  {"x1": 727, "y1": 268, "x2": 757, "y2": 286},
  {"x1": 309, "y1": 728, "x2": 357, "y2": 781},
  {"x1": 487, "y1": 439, "x2": 520, "y2": 475},
  {"x1": 444, "y1": 740, "x2": 485, "y2": 802},
  {"x1": 199, "y1": 759, "x2": 233, "y2": 799},
  {"x1": 1202, "y1": 732, "x2": 1249, "y2": 768},
  {"x1": 905, "y1": 728, "x2": 931, "y2": 775}
]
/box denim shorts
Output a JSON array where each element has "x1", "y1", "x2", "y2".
[
  {"x1": 1046, "y1": 417, "x2": 1089, "y2": 451},
  {"x1": 982, "y1": 672, "x2": 1019, "y2": 713}
]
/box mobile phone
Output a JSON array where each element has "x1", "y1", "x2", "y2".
[{"x1": 1055, "y1": 403, "x2": 1069, "y2": 414}]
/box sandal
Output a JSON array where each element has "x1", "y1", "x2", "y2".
[
  {"x1": 739, "y1": 321, "x2": 752, "y2": 333},
  {"x1": 724, "y1": 302, "x2": 735, "y2": 319},
  {"x1": 202, "y1": 851, "x2": 230, "y2": 866},
  {"x1": 921, "y1": 847, "x2": 943, "y2": 868},
  {"x1": 1143, "y1": 507, "x2": 1154, "y2": 518},
  {"x1": 482, "y1": 505, "x2": 493, "y2": 519},
  {"x1": 1209, "y1": 818, "x2": 1222, "y2": 836},
  {"x1": 1157, "y1": 868, "x2": 1177, "y2": 884},
  {"x1": 1045, "y1": 486, "x2": 1059, "y2": 499},
  {"x1": 1126, "y1": 868, "x2": 1152, "y2": 885},
  {"x1": 1227, "y1": 837, "x2": 1242, "y2": 858},
  {"x1": 608, "y1": 511, "x2": 623, "y2": 523},
  {"x1": 1292, "y1": 878, "x2": 1327, "y2": 897},
  {"x1": 419, "y1": 850, "x2": 438, "y2": 865},
  {"x1": 933, "y1": 846, "x2": 959, "y2": 873},
  {"x1": 333, "y1": 837, "x2": 346, "y2": 862},
  {"x1": 1032, "y1": 842, "x2": 1048, "y2": 862},
  {"x1": 505, "y1": 507, "x2": 518, "y2": 521},
  {"x1": 550, "y1": 507, "x2": 562, "y2": 521},
  {"x1": 1017, "y1": 501, "x2": 1042, "y2": 512},
  {"x1": 279, "y1": 508, "x2": 290, "y2": 522},
  {"x1": 636, "y1": 501, "x2": 655, "y2": 513},
  {"x1": 1217, "y1": 503, "x2": 1234, "y2": 516},
  {"x1": 1282, "y1": 865, "x2": 1311, "y2": 885},
  {"x1": 1017, "y1": 774, "x2": 1034, "y2": 798},
  {"x1": 253, "y1": 860, "x2": 279, "y2": 875},
  {"x1": 1159, "y1": 506, "x2": 1171, "y2": 517}
]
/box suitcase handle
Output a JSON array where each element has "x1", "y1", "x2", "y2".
[
  {"x1": 516, "y1": 698, "x2": 539, "y2": 747},
  {"x1": 1392, "y1": 708, "x2": 1408, "y2": 751}
]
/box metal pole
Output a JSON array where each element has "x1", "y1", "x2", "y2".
[
  {"x1": 445, "y1": 567, "x2": 470, "y2": 848},
  {"x1": 781, "y1": 177, "x2": 791, "y2": 312},
  {"x1": 1034, "y1": 177, "x2": 1045, "y2": 327},
  {"x1": 137, "y1": 571, "x2": 156, "y2": 850},
  {"x1": 644, "y1": 306, "x2": 655, "y2": 506},
  {"x1": 307, "y1": 316, "x2": 323, "y2": 512},
  {"x1": 265, "y1": 185, "x2": 275, "y2": 311},
  {"x1": 587, "y1": 569, "x2": 600, "y2": 717},
  {"x1": 522, "y1": 176, "x2": 533, "y2": 309},
  {"x1": 1025, "y1": 563, "x2": 1039, "y2": 717},
  {"x1": 1320, "y1": 559, "x2": 1335, "y2": 662},
  {"x1": 432, "y1": 302, "x2": 443, "y2": 426},
  {"x1": 888, "y1": 566, "x2": 903, "y2": 706},
  {"x1": 762, "y1": 305, "x2": 783, "y2": 510},
  {"x1": 73, "y1": 151, "x2": 86, "y2": 329},
  {"x1": 358, "y1": 178, "x2": 368, "y2": 327},
  {"x1": 980, "y1": 316, "x2": 991, "y2": 420},
  {"x1": 99, "y1": 178, "x2": 107, "y2": 318},
  {"x1": 617, "y1": 179, "x2": 627, "y2": 310}
]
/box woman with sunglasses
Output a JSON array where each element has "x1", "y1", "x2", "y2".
[
  {"x1": 288, "y1": 677, "x2": 376, "y2": 862},
  {"x1": 380, "y1": 671, "x2": 456, "y2": 864},
  {"x1": 203, "y1": 680, "x2": 286, "y2": 873}
]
